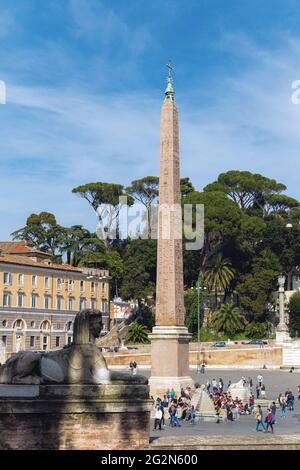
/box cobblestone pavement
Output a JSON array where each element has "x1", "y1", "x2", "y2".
[{"x1": 140, "y1": 368, "x2": 300, "y2": 439}]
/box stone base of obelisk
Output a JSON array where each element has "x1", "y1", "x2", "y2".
[{"x1": 148, "y1": 326, "x2": 194, "y2": 398}]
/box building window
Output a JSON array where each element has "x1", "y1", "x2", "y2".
[
  {"x1": 1, "y1": 336, "x2": 7, "y2": 347},
  {"x1": 56, "y1": 323, "x2": 61, "y2": 329},
  {"x1": 31, "y1": 321, "x2": 35, "y2": 328},
  {"x1": 3, "y1": 272, "x2": 12, "y2": 285},
  {"x1": 2, "y1": 320, "x2": 7, "y2": 327},
  {"x1": 14, "y1": 319, "x2": 24, "y2": 329},
  {"x1": 91, "y1": 299, "x2": 97, "y2": 310},
  {"x1": 32, "y1": 275, "x2": 37, "y2": 288},
  {"x1": 102, "y1": 282, "x2": 105, "y2": 293},
  {"x1": 68, "y1": 297, "x2": 74, "y2": 311},
  {"x1": 41, "y1": 320, "x2": 50, "y2": 331},
  {"x1": 66, "y1": 321, "x2": 73, "y2": 331},
  {"x1": 30, "y1": 336, "x2": 35, "y2": 348},
  {"x1": 17, "y1": 293, "x2": 24, "y2": 308},
  {"x1": 56, "y1": 296, "x2": 63, "y2": 310},
  {"x1": 3, "y1": 292, "x2": 11, "y2": 307},
  {"x1": 91, "y1": 281, "x2": 95, "y2": 293},
  {"x1": 67, "y1": 336, "x2": 72, "y2": 345},
  {"x1": 45, "y1": 277, "x2": 50, "y2": 289},
  {"x1": 44, "y1": 295, "x2": 51, "y2": 309},
  {"x1": 79, "y1": 298, "x2": 86, "y2": 310},
  {"x1": 42, "y1": 335, "x2": 48, "y2": 351},
  {"x1": 55, "y1": 336, "x2": 60, "y2": 348},
  {"x1": 18, "y1": 273, "x2": 24, "y2": 287},
  {"x1": 31, "y1": 294, "x2": 38, "y2": 308},
  {"x1": 57, "y1": 278, "x2": 62, "y2": 290},
  {"x1": 101, "y1": 299, "x2": 107, "y2": 313},
  {"x1": 68, "y1": 279, "x2": 74, "y2": 291},
  {"x1": 80, "y1": 280, "x2": 85, "y2": 292}
]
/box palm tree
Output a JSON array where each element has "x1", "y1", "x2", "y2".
[
  {"x1": 204, "y1": 253, "x2": 235, "y2": 307},
  {"x1": 211, "y1": 302, "x2": 245, "y2": 337},
  {"x1": 125, "y1": 321, "x2": 150, "y2": 344}
]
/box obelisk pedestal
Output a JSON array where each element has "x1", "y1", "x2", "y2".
[
  {"x1": 149, "y1": 327, "x2": 193, "y2": 397},
  {"x1": 149, "y1": 66, "x2": 194, "y2": 398}
]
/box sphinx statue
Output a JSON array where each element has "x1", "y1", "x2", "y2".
[{"x1": 0, "y1": 309, "x2": 147, "y2": 385}]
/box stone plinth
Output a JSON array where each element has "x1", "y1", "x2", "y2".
[
  {"x1": 149, "y1": 326, "x2": 193, "y2": 397},
  {"x1": 0, "y1": 383, "x2": 152, "y2": 450},
  {"x1": 276, "y1": 329, "x2": 291, "y2": 345}
]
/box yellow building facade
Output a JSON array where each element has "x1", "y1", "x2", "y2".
[{"x1": 0, "y1": 242, "x2": 110, "y2": 360}]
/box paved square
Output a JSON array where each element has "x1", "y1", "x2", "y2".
[{"x1": 139, "y1": 368, "x2": 300, "y2": 438}]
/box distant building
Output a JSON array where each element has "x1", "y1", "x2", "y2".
[
  {"x1": 110, "y1": 299, "x2": 136, "y2": 324},
  {"x1": 0, "y1": 241, "x2": 110, "y2": 359}
]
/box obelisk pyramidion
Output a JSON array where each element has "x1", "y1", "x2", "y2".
[{"x1": 149, "y1": 64, "x2": 194, "y2": 397}]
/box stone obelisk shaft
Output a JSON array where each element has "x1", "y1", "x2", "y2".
[
  {"x1": 156, "y1": 97, "x2": 185, "y2": 326},
  {"x1": 149, "y1": 71, "x2": 193, "y2": 398}
]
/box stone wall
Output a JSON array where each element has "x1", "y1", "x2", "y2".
[
  {"x1": 0, "y1": 384, "x2": 152, "y2": 450},
  {"x1": 104, "y1": 345, "x2": 283, "y2": 369}
]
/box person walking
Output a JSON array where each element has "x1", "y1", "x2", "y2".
[
  {"x1": 171, "y1": 405, "x2": 181, "y2": 427},
  {"x1": 279, "y1": 394, "x2": 287, "y2": 418},
  {"x1": 190, "y1": 406, "x2": 196, "y2": 425},
  {"x1": 287, "y1": 391, "x2": 295, "y2": 411},
  {"x1": 265, "y1": 409, "x2": 274, "y2": 433},
  {"x1": 255, "y1": 405, "x2": 266, "y2": 432},
  {"x1": 219, "y1": 378, "x2": 224, "y2": 391},
  {"x1": 257, "y1": 374, "x2": 263, "y2": 386},
  {"x1": 154, "y1": 405, "x2": 163, "y2": 430},
  {"x1": 271, "y1": 401, "x2": 277, "y2": 424},
  {"x1": 256, "y1": 384, "x2": 260, "y2": 399},
  {"x1": 297, "y1": 385, "x2": 300, "y2": 402},
  {"x1": 261, "y1": 384, "x2": 266, "y2": 399},
  {"x1": 206, "y1": 380, "x2": 211, "y2": 393}
]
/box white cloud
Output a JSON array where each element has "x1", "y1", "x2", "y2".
[{"x1": 2, "y1": 32, "x2": 300, "y2": 241}]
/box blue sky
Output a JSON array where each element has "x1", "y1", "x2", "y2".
[{"x1": 1, "y1": 0, "x2": 300, "y2": 239}]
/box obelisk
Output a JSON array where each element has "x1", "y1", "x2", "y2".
[{"x1": 149, "y1": 64, "x2": 194, "y2": 397}]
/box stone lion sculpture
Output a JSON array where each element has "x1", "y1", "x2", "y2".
[{"x1": 0, "y1": 309, "x2": 147, "y2": 385}]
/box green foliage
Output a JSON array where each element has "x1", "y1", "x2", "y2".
[
  {"x1": 204, "y1": 253, "x2": 235, "y2": 298},
  {"x1": 61, "y1": 225, "x2": 105, "y2": 267},
  {"x1": 244, "y1": 322, "x2": 269, "y2": 339},
  {"x1": 11, "y1": 212, "x2": 64, "y2": 259},
  {"x1": 211, "y1": 302, "x2": 245, "y2": 337},
  {"x1": 236, "y1": 250, "x2": 281, "y2": 321},
  {"x1": 184, "y1": 288, "x2": 203, "y2": 334},
  {"x1": 72, "y1": 182, "x2": 134, "y2": 247},
  {"x1": 126, "y1": 176, "x2": 159, "y2": 207},
  {"x1": 125, "y1": 321, "x2": 150, "y2": 344},
  {"x1": 137, "y1": 305, "x2": 155, "y2": 330},
  {"x1": 180, "y1": 177, "x2": 195, "y2": 198},
  {"x1": 184, "y1": 190, "x2": 242, "y2": 270},
  {"x1": 126, "y1": 176, "x2": 159, "y2": 238},
  {"x1": 204, "y1": 170, "x2": 286, "y2": 214},
  {"x1": 288, "y1": 291, "x2": 300, "y2": 337},
  {"x1": 119, "y1": 240, "x2": 156, "y2": 303}
]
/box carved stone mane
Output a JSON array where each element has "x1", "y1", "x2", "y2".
[{"x1": 73, "y1": 309, "x2": 102, "y2": 345}]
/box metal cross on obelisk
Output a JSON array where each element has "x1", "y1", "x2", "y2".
[{"x1": 166, "y1": 60, "x2": 173, "y2": 79}]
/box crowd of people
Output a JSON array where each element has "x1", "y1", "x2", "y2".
[
  {"x1": 153, "y1": 387, "x2": 196, "y2": 430},
  {"x1": 152, "y1": 374, "x2": 299, "y2": 433}
]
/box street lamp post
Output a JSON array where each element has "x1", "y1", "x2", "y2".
[
  {"x1": 197, "y1": 278, "x2": 201, "y2": 374},
  {"x1": 276, "y1": 274, "x2": 290, "y2": 344}
]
